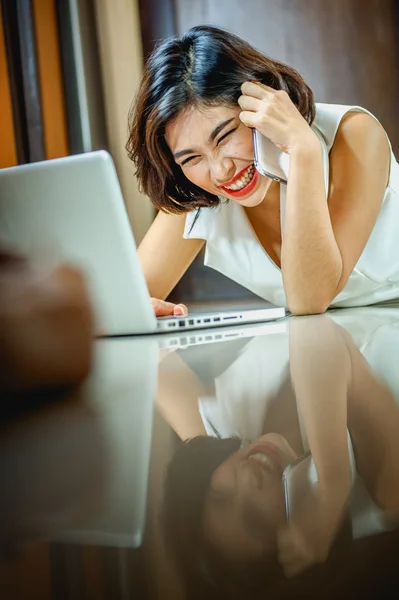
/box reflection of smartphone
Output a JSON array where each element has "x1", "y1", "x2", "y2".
[
  {"x1": 283, "y1": 433, "x2": 356, "y2": 522},
  {"x1": 253, "y1": 128, "x2": 289, "y2": 185},
  {"x1": 282, "y1": 451, "x2": 314, "y2": 521}
]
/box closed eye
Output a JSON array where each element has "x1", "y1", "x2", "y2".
[
  {"x1": 216, "y1": 127, "x2": 237, "y2": 146},
  {"x1": 180, "y1": 127, "x2": 237, "y2": 166},
  {"x1": 181, "y1": 154, "x2": 200, "y2": 166}
]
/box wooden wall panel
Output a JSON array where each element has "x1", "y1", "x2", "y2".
[
  {"x1": 0, "y1": 543, "x2": 52, "y2": 600},
  {"x1": 0, "y1": 6, "x2": 18, "y2": 167},
  {"x1": 138, "y1": 0, "x2": 176, "y2": 58},
  {"x1": 174, "y1": 0, "x2": 399, "y2": 153},
  {"x1": 15, "y1": 0, "x2": 45, "y2": 162},
  {"x1": 32, "y1": 0, "x2": 69, "y2": 159}
]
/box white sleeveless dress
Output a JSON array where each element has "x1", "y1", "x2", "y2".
[
  {"x1": 183, "y1": 103, "x2": 399, "y2": 308},
  {"x1": 196, "y1": 308, "x2": 399, "y2": 538}
]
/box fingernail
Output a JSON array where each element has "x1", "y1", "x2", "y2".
[{"x1": 174, "y1": 306, "x2": 184, "y2": 316}]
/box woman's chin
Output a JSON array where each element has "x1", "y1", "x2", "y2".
[
  {"x1": 233, "y1": 193, "x2": 265, "y2": 208},
  {"x1": 229, "y1": 177, "x2": 272, "y2": 208}
]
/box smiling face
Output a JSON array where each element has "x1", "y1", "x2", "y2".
[
  {"x1": 203, "y1": 433, "x2": 298, "y2": 561},
  {"x1": 165, "y1": 104, "x2": 273, "y2": 208}
]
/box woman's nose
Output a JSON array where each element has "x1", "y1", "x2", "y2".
[
  {"x1": 211, "y1": 158, "x2": 235, "y2": 185},
  {"x1": 238, "y1": 460, "x2": 265, "y2": 492}
]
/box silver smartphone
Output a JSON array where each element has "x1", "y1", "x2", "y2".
[
  {"x1": 252, "y1": 128, "x2": 289, "y2": 185},
  {"x1": 283, "y1": 451, "x2": 313, "y2": 521}
]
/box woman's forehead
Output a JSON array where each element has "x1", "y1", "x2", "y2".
[{"x1": 165, "y1": 104, "x2": 239, "y2": 151}]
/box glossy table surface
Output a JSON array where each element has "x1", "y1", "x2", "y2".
[{"x1": 2, "y1": 305, "x2": 399, "y2": 599}]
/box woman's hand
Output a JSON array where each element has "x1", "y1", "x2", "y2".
[
  {"x1": 238, "y1": 82, "x2": 318, "y2": 155},
  {"x1": 151, "y1": 297, "x2": 188, "y2": 317},
  {"x1": 277, "y1": 482, "x2": 350, "y2": 578},
  {"x1": 277, "y1": 520, "x2": 329, "y2": 579}
]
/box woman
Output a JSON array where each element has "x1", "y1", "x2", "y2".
[
  {"x1": 128, "y1": 25, "x2": 398, "y2": 316},
  {"x1": 160, "y1": 315, "x2": 399, "y2": 593}
]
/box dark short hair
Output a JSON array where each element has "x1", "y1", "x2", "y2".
[
  {"x1": 162, "y1": 435, "x2": 356, "y2": 599},
  {"x1": 162, "y1": 436, "x2": 241, "y2": 590},
  {"x1": 162, "y1": 435, "x2": 284, "y2": 597},
  {"x1": 127, "y1": 25, "x2": 315, "y2": 214}
]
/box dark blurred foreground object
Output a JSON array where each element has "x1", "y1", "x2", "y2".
[{"x1": 0, "y1": 251, "x2": 94, "y2": 395}]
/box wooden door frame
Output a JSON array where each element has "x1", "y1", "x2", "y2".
[
  {"x1": 1, "y1": 0, "x2": 45, "y2": 164},
  {"x1": 138, "y1": 0, "x2": 176, "y2": 58}
]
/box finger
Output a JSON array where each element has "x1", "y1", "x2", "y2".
[
  {"x1": 283, "y1": 562, "x2": 308, "y2": 579},
  {"x1": 241, "y1": 81, "x2": 276, "y2": 99},
  {"x1": 257, "y1": 83, "x2": 279, "y2": 94},
  {"x1": 238, "y1": 94, "x2": 263, "y2": 112},
  {"x1": 150, "y1": 298, "x2": 176, "y2": 317},
  {"x1": 239, "y1": 110, "x2": 258, "y2": 128},
  {"x1": 277, "y1": 530, "x2": 301, "y2": 559},
  {"x1": 277, "y1": 528, "x2": 295, "y2": 548},
  {"x1": 278, "y1": 549, "x2": 300, "y2": 567},
  {"x1": 277, "y1": 542, "x2": 300, "y2": 564},
  {"x1": 173, "y1": 303, "x2": 188, "y2": 316}
]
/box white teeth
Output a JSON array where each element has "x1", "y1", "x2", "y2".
[{"x1": 225, "y1": 164, "x2": 255, "y2": 191}]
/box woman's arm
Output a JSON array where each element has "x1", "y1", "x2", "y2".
[
  {"x1": 157, "y1": 350, "x2": 207, "y2": 439},
  {"x1": 277, "y1": 315, "x2": 353, "y2": 577},
  {"x1": 291, "y1": 314, "x2": 399, "y2": 511},
  {"x1": 282, "y1": 112, "x2": 390, "y2": 315},
  {"x1": 280, "y1": 315, "x2": 399, "y2": 577},
  {"x1": 288, "y1": 315, "x2": 352, "y2": 490},
  {"x1": 239, "y1": 84, "x2": 390, "y2": 315},
  {"x1": 138, "y1": 211, "x2": 204, "y2": 303},
  {"x1": 342, "y1": 327, "x2": 399, "y2": 513}
]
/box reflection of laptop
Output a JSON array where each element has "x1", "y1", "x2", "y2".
[
  {"x1": 0, "y1": 151, "x2": 285, "y2": 336},
  {"x1": 156, "y1": 319, "x2": 288, "y2": 349},
  {"x1": 55, "y1": 337, "x2": 158, "y2": 547}
]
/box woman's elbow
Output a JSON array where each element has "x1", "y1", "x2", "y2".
[{"x1": 287, "y1": 297, "x2": 330, "y2": 316}]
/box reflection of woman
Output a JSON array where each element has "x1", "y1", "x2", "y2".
[
  {"x1": 129, "y1": 25, "x2": 398, "y2": 316},
  {"x1": 159, "y1": 316, "x2": 399, "y2": 591}
]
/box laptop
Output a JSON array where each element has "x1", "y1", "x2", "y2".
[{"x1": 0, "y1": 151, "x2": 285, "y2": 336}]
